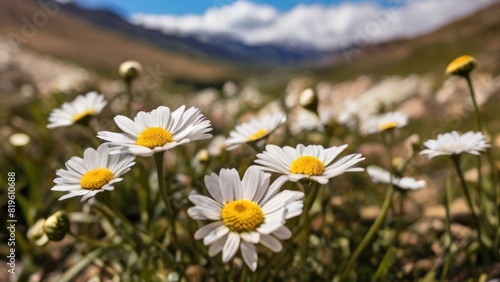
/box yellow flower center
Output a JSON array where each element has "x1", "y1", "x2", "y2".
[
  {"x1": 80, "y1": 168, "x2": 114, "y2": 190},
  {"x1": 221, "y1": 200, "x2": 265, "y2": 232},
  {"x1": 445, "y1": 55, "x2": 476, "y2": 76},
  {"x1": 290, "y1": 156, "x2": 325, "y2": 176},
  {"x1": 136, "y1": 127, "x2": 174, "y2": 148},
  {"x1": 247, "y1": 129, "x2": 268, "y2": 142},
  {"x1": 72, "y1": 110, "x2": 95, "y2": 122},
  {"x1": 379, "y1": 121, "x2": 398, "y2": 132}
]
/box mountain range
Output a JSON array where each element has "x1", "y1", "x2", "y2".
[
  {"x1": 0, "y1": 0, "x2": 499, "y2": 84},
  {"x1": 57, "y1": 1, "x2": 337, "y2": 68}
]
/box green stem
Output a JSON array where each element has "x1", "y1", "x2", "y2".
[
  {"x1": 68, "y1": 230, "x2": 109, "y2": 248},
  {"x1": 440, "y1": 176, "x2": 454, "y2": 281},
  {"x1": 464, "y1": 75, "x2": 483, "y2": 132},
  {"x1": 464, "y1": 74, "x2": 484, "y2": 211},
  {"x1": 239, "y1": 265, "x2": 248, "y2": 282},
  {"x1": 248, "y1": 140, "x2": 263, "y2": 153},
  {"x1": 216, "y1": 260, "x2": 225, "y2": 282},
  {"x1": 393, "y1": 192, "x2": 404, "y2": 247},
  {"x1": 450, "y1": 155, "x2": 487, "y2": 261},
  {"x1": 477, "y1": 156, "x2": 483, "y2": 212},
  {"x1": 300, "y1": 182, "x2": 320, "y2": 261},
  {"x1": 340, "y1": 187, "x2": 395, "y2": 280},
  {"x1": 125, "y1": 80, "x2": 134, "y2": 116},
  {"x1": 97, "y1": 194, "x2": 174, "y2": 263},
  {"x1": 154, "y1": 152, "x2": 179, "y2": 248},
  {"x1": 494, "y1": 228, "x2": 500, "y2": 259}
]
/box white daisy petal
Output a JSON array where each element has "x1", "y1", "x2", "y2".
[
  {"x1": 240, "y1": 231, "x2": 260, "y2": 244},
  {"x1": 115, "y1": 115, "x2": 140, "y2": 136},
  {"x1": 204, "y1": 225, "x2": 230, "y2": 245},
  {"x1": 194, "y1": 221, "x2": 224, "y2": 240},
  {"x1": 241, "y1": 241, "x2": 258, "y2": 272},
  {"x1": 51, "y1": 184, "x2": 82, "y2": 191},
  {"x1": 187, "y1": 206, "x2": 221, "y2": 221},
  {"x1": 80, "y1": 190, "x2": 100, "y2": 202},
  {"x1": 272, "y1": 226, "x2": 292, "y2": 240},
  {"x1": 222, "y1": 232, "x2": 241, "y2": 263},
  {"x1": 219, "y1": 169, "x2": 237, "y2": 202},
  {"x1": 260, "y1": 235, "x2": 283, "y2": 253},
  {"x1": 204, "y1": 173, "x2": 223, "y2": 203},
  {"x1": 208, "y1": 236, "x2": 226, "y2": 257},
  {"x1": 258, "y1": 174, "x2": 289, "y2": 205},
  {"x1": 284, "y1": 201, "x2": 304, "y2": 219},
  {"x1": 189, "y1": 194, "x2": 223, "y2": 211},
  {"x1": 241, "y1": 167, "x2": 264, "y2": 201}
]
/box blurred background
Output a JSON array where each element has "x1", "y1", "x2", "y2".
[{"x1": 0, "y1": 0, "x2": 498, "y2": 92}]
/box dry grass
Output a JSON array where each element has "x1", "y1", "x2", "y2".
[{"x1": 0, "y1": 0, "x2": 245, "y2": 82}]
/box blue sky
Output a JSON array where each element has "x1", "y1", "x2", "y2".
[
  {"x1": 66, "y1": 0, "x2": 492, "y2": 50},
  {"x1": 73, "y1": 0, "x2": 369, "y2": 17}
]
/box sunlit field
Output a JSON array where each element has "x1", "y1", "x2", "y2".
[
  {"x1": 2, "y1": 50, "x2": 500, "y2": 282},
  {"x1": 1, "y1": 1, "x2": 500, "y2": 281}
]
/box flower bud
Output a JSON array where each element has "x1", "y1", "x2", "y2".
[
  {"x1": 445, "y1": 55, "x2": 476, "y2": 77},
  {"x1": 9, "y1": 133, "x2": 30, "y2": 147},
  {"x1": 27, "y1": 219, "x2": 49, "y2": 246},
  {"x1": 196, "y1": 149, "x2": 210, "y2": 164},
  {"x1": 299, "y1": 88, "x2": 319, "y2": 115},
  {"x1": 119, "y1": 60, "x2": 143, "y2": 83},
  {"x1": 44, "y1": 211, "x2": 70, "y2": 242}
]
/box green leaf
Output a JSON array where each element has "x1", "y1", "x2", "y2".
[{"x1": 372, "y1": 246, "x2": 397, "y2": 282}]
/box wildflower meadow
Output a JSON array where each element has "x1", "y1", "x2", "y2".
[{"x1": 2, "y1": 53, "x2": 500, "y2": 282}]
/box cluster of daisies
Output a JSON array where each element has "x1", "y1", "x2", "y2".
[
  {"x1": 46, "y1": 93, "x2": 368, "y2": 270},
  {"x1": 46, "y1": 56, "x2": 491, "y2": 270}
]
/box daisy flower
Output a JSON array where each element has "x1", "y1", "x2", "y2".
[
  {"x1": 188, "y1": 167, "x2": 304, "y2": 271},
  {"x1": 224, "y1": 113, "x2": 286, "y2": 150},
  {"x1": 253, "y1": 144, "x2": 365, "y2": 185},
  {"x1": 97, "y1": 105, "x2": 212, "y2": 157},
  {"x1": 420, "y1": 131, "x2": 490, "y2": 159},
  {"x1": 361, "y1": 111, "x2": 408, "y2": 135},
  {"x1": 51, "y1": 144, "x2": 135, "y2": 203},
  {"x1": 366, "y1": 165, "x2": 426, "y2": 190},
  {"x1": 47, "y1": 91, "x2": 107, "y2": 129}
]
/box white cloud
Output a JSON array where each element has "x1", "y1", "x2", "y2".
[{"x1": 131, "y1": 0, "x2": 494, "y2": 50}]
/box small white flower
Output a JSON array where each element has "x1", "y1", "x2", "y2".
[
  {"x1": 224, "y1": 113, "x2": 286, "y2": 150},
  {"x1": 188, "y1": 167, "x2": 304, "y2": 271},
  {"x1": 47, "y1": 91, "x2": 107, "y2": 129},
  {"x1": 254, "y1": 144, "x2": 365, "y2": 185},
  {"x1": 420, "y1": 131, "x2": 490, "y2": 159},
  {"x1": 361, "y1": 112, "x2": 408, "y2": 135},
  {"x1": 9, "y1": 133, "x2": 30, "y2": 147},
  {"x1": 97, "y1": 105, "x2": 212, "y2": 157},
  {"x1": 288, "y1": 108, "x2": 324, "y2": 135},
  {"x1": 208, "y1": 135, "x2": 226, "y2": 157},
  {"x1": 366, "y1": 165, "x2": 426, "y2": 190},
  {"x1": 51, "y1": 144, "x2": 135, "y2": 203}
]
